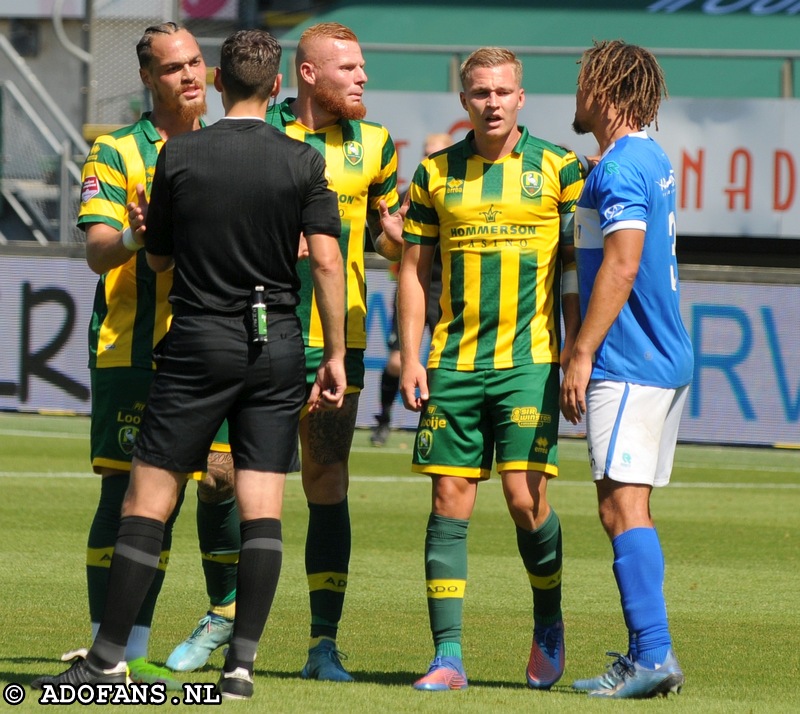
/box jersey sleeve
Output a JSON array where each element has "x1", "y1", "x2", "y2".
[
  {"x1": 367, "y1": 127, "x2": 400, "y2": 216},
  {"x1": 595, "y1": 158, "x2": 648, "y2": 236},
  {"x1": 403, "y1": 159, "x2": 439, "y2": 246},
  {"x1": 77, "y1": 136, "x2": 129, "y2": 230},
  {"x1": 302, "y1": 149, "x2": 342, "y2": 237},
  {"x1": 558, "y1": 151, "x2": 584, "y2": 247}
]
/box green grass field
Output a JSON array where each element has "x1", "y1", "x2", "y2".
[{"x1": 1, "y1": 412, "x2": 798, "y2": 712}]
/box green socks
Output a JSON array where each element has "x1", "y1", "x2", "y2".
[
  {"x1": 197, "y1": 494, "x2": 240, "y2": 609},
  {"x1": 425, "y1": 513, "x2": 469, "y2": 653},
  {"x1": 516, "y1": 509, "x2": 563, "y2": 626},
  {"x1": 306, "y1": 499, "x2": 351, "y2": 639}
]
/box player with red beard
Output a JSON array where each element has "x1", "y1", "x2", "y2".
[{"x1": 167, "y1": 23, "x2": 402, "y2": 682}]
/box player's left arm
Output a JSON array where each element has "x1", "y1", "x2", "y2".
[{"x1": 368, "y1": 128, "x2": 402, "y2": 260}]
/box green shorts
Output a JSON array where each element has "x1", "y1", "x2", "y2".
[
  {"x1": 92, "y1": 368, "x2": 230, "y2": 475},
  {"x1": 412, "y1": 363, "x2": 560, "y2": 480},
  {"x1": 210, "y1": 420, "x2": 231, "y2": 452},
  {"x1": 90, "y1": 367, "x2": 154, "y2": 474},
  {"x1": 303, "y1": 346, "x2": 364, "y2": 397}
]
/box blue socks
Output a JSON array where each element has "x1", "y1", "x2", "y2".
[{"x1": 611, "y1": 527, "x2": 672, "y2": 665}]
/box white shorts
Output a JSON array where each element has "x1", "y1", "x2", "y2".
[{"x1": 585, "y1": 381, "x2": 689, "y2": 487}]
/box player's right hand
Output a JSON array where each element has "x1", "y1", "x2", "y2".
[
  {"x1": 127, "y1": 183, "x2": 149, "y2": 240},
  {"x1": 559, "y1": 355, "x2": 590, "y2": 424},
  {"x1": 400, "y1": 361, "x2": 428, "y2": 412}
]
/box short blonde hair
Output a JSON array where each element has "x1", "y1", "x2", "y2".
[
  {"x1": 297, "y1": 22, "x2": 358, "y2": 63},
  {"x1": 460, "y1": 47, "x2": 522, "y2": 89}
]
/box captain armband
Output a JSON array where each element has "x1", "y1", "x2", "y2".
[
  {"x1": 562, "y1": 262, "x2": 578, "y2": 296},
  {"x1": 122, "y1": 227, "x2": 142, "y2": 252}
]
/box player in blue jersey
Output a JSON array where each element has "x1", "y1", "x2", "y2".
[{"x1": 560, "y1": 40, "x2": 693, "y2": 700}]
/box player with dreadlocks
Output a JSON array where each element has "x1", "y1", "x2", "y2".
[
  {"x1": 560, "y1": 40, "x2": 692, "y2": 699},
  {"x1": 574, "y1": 40, "x2": 667, "y2": 132}
]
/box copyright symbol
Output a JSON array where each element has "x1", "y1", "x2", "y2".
[{"x1": 3, "y1": 683, "x2": 25, "y2": 705}]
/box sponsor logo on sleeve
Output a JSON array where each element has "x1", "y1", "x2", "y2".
[
  {"x1": 603, "y1": 203, "x2": 625, "y2": 221},
  {"x1": 81, "y1": 176, "x2": 100, "y2": 204}
]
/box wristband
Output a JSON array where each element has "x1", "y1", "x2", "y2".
[
  {"x1": 122, "y1": 227, "x2": 142, "y2": 252},
  {"x1": 562, "y1": 266, "x2": 578, "y2": 295}
]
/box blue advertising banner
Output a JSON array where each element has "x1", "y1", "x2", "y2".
[
  {"x1": 358, "y1": 267, "x2": 800, "y2": 448},
  {"x1": 0, "y1": 255, "x2": 797, "y2": 447}
]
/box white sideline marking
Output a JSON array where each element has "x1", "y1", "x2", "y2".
[
  {"x1": 0, "y1": 428, "x2": 87, "y2": 440},
  {"x1": 669, "y1": 462, "x2": 795, "y2": 474},
  {"x1": 1, "y1": 428, "x2": 796, "y2": 471},
  {"x1": 1, "y1": 428, "x2": 796, "y2": 483},
  {"x1": 0, "y1": 471, "x2": 797, "y2": 490},
  {"x1": 346, "y1": 477, "x2": 800, "y2": 490},
  {"x1": 0, "y1": 472, "x2": 95, "y2": 478}
]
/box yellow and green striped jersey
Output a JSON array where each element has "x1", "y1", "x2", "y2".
[
  {"x1": 404, "y1": 127, "x2": 583, "y2": 371},
  {"x1": 266, "y1": 99, "x2": 400, "y2": 349},
  {"x1": 79, "y1": 113, "x2": 171, "y2": 370}
]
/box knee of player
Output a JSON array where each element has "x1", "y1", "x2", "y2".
[
  {"x1": 197, "y1": 473, "x2": 235, "y2": 504},
  {"x1": 300, "y1": 456, "x2": 348, "y2": 504}
]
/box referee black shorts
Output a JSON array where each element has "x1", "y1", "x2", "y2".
[{"x1": 134, "y1": 311, "x2": 305, "y2": 474}]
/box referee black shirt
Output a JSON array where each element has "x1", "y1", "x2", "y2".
[{"x1": 145, "y1": 117, "x2": 340, "y2": 314}]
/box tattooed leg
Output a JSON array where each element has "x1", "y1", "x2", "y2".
[
  {"x1": 299, "y1": 393, "x2": 358, "y2": 647},
  {"x1": 299, "y1": 392, "x2": 358, "y2": 503}
]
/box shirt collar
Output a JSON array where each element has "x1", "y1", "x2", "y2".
[
  {"x1": 273, "y1": 97, "x2": 350, "y2": 130},
  {"x1": 276, "y1": 98, "x2": 298, "y2": 123},
  {"x1": 139, "y1": 111, "x2": 206, "y2": 143},
  {"x1": 459, "y1": 125, "x2": 529, "y2": 159}
]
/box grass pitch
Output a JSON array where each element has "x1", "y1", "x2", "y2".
[{"x1": 0, "y1": 412, "x2": 798, "y2": 712}]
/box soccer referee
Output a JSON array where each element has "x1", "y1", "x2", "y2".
[{"x1": 33, "y1": 29, "x2": 345, "y2": 702}]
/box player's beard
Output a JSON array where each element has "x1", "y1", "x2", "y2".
[
  {"x1": 178, "y1": 98, "x2": 207, "y2": 124},
  {"x1": 169, "y1": 80, "x2": 207, "y2": 124},
  {"x1": 314, "y1": 81, "x2": 366, "y2": 121},
  {"x1": 572, "y1": 116, "x2": 589, "y2": 135}
]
